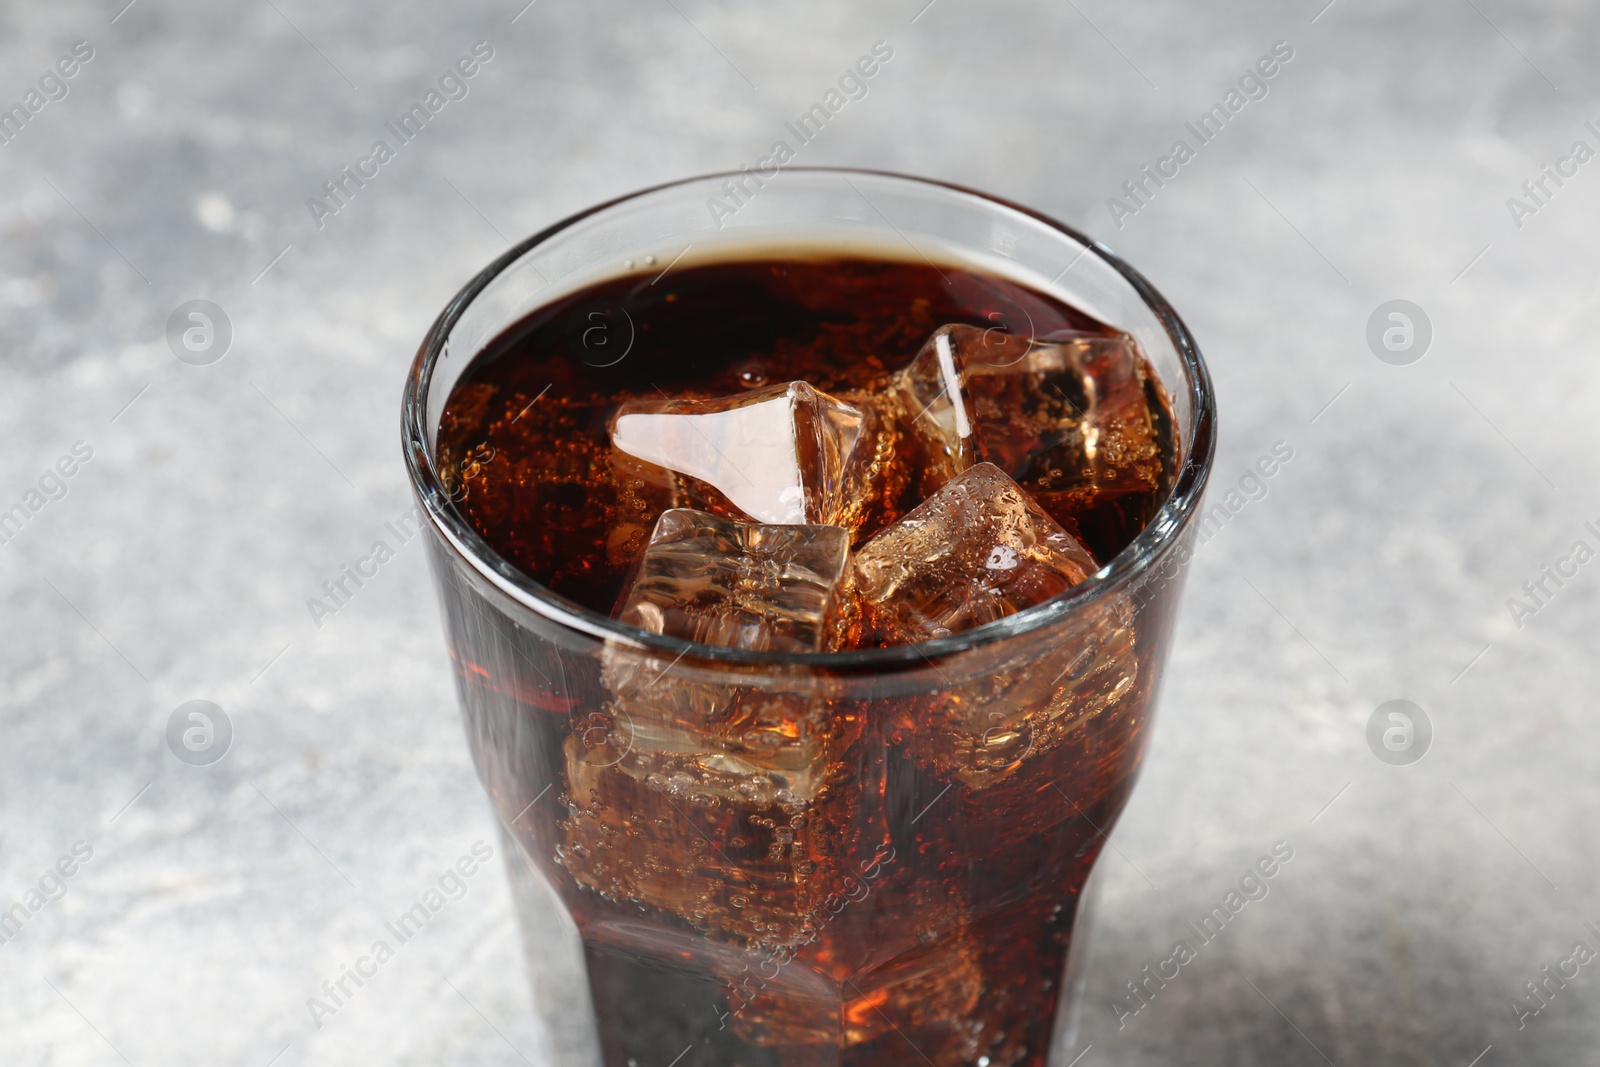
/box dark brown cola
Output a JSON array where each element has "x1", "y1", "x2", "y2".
[{"x1": 432, "y1": 253, "x2": 1179, "y2": 1066}]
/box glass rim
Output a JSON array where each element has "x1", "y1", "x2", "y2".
[{"x1": 401, "y1": 166, "x2": 1217, "y2": 671}]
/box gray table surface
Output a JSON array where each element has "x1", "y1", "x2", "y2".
[{"x1": 2, "y1": 0, "x2": 1595, "y2": 1063}]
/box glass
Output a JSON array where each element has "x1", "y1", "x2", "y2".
[{"x1": 401, "y1": 169, "x2": 1215, "y2": 1067}]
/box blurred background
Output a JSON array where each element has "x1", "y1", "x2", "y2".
[{"x1": 2, "y1": 0, "x2": 1596, "y2": 1063}]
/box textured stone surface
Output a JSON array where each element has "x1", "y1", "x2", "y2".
[{"x1": 2, "y1": 0, "x2": 1598, "y2": 1063}]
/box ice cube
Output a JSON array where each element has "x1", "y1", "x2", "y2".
[
  {"x1": 601, "y1": 506, "x2": 854, "y2": 808},
  {"x1": 561, "y1": 733, "x2": 821, "y2": 944},
  {"x1": 898, "y1": 600, "x2": 1141, "y2": 791},
  {"x1": 596, "y1": 653, "x2": 839, "y2": 807},
  {"x1": 571, "y1": 508, "x2": 859, "y2": 946},
  {"x1": 560, "y1": 707, "x2": 873, "y2": 950},
  {"x1": 610, "y1": 381, "x2": 884, "y2": 529},
  {"x1": 893, "y1": 324, "x2": 1165, "y2": 517},
  {"x1": 616, "y1": 508, "x2": 853, "y2": 653},
  {"x1": 853, "y1": 463, "x2": 1098, "y2": 645}
]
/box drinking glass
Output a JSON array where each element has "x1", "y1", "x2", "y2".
[{"x1": 401, "y1": 169, "x2": 1215, "y2": 1067}]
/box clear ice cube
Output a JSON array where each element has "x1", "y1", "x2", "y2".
[
  {"x1": 560, "y1": 694, "x2": 870, "y2": 949},
  {"x1": 900, "y1": 601, "x2": 1141, "y2": 791},
  {"x1": 615, "y1": 508, "x2": 853, "y2": 653},
  {"x1": 601, "y1": 507, "x2": 854, "y2": 809},
  {"x1": 893, "y1": 324, "x2": 1165, "y2": 515},
  {"x1": 610, "y1": 381, "x2": 884, "y2": 528},
  {"x1": 595, "y1": 658, "x2": 837, "y2": 807},
  {"x1": 561, "y1": 732, "x2": 834, "y2": 946},
  {"x1": 853, "y1": 462, "x2": 1098, "y2": 646},
  {"x1": 560, "y1": 508, "x2": 868, "y2": 944}
]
